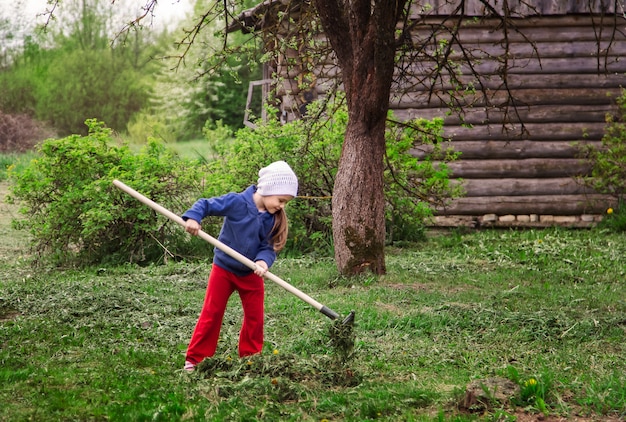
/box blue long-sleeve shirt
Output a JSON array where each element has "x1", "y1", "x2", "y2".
[{"x1": 182, "y1": 185, "x2": 277, "y2": 276}]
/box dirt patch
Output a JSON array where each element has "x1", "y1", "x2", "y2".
[
  {"x1": 460, "y1": 376, "x2": 520, "y2": 411},
  {"x1": 457, "y1": 377, "x2": 623, "y2": 422},
  {"x1": 0, "y1": 112, "x2": 54, "y2": 152},
  {"x1": 0, "y1": 310, "x2": 19, "y2": 322},
  {"x1": 511, "y1": 410, "x2": 622, "y2": 422}
]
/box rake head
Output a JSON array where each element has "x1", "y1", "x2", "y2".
[{"x1": 341, "y1": 310, "x2": 355, "y2": 325}]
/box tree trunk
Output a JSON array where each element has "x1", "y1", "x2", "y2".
[
  {"x1": 312, "y1": 0, "x2": 406, "y2": 275},
  {"x1": 332, "y1": 110, "x2": 387, "y2": 274}
]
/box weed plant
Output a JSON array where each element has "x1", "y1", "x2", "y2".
[
  {"x1": 0, "y1": 151, "x2": 36, "y2": 182},
  {"x1": 1, "y1": 213, "x2": 625, "y2": 421},
  {"x1": 599, "y1": 202, "x2": 626, "y2": 232}
]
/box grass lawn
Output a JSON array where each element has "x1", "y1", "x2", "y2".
[{"x1": 1, "y1": 180, "x2": 625, "y2": 421}]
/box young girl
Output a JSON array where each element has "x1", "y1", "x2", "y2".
[{"x1": 181, "y1": 161, "x2": 298, "y2": 372}]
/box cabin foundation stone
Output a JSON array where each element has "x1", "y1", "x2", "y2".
[
  {"x1": 499, "y1": 214, "x2": 516, "y2": 222},
  {"x1": 432, "y1": 214, "x2": 604, "y2": 228}
]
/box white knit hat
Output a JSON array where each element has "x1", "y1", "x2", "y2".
[{"x1": 257, "y1": 161, "x2": 298, "y2": 197}]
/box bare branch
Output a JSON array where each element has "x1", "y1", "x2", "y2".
[{"x1": 37, "y1": 0, "x2": 61, "y2": 31}]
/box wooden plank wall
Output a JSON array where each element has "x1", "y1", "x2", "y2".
[
  {"x1": 411, "y1": 0, "x2": 623, "y2": 16},
  {"x1": 395, "y1": 13, "x2": 625, "y2": 227},
  {"x1": 266, "y1": 0, "x2": 626, "y2": 227}
]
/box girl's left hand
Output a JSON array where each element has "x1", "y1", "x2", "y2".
[{"x1": 254, "y1": 260, "x2": 268, "y2": 277}]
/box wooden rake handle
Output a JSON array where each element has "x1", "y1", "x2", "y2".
[{"x1": 112, "y1": 180, "x2": 340, "y2": 320}]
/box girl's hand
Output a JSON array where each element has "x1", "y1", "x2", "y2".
[
  {"x1": 185, "y1": 219, "x2": 201, "y2": 236},
  {"x1": 254, "y1": 260, "x2": 268, "y2": 277}
]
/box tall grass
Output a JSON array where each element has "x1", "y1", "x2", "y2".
[{"x1": 0, "y1": 151, "x2": 37, "y2": 181}]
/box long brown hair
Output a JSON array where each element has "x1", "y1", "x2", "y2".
[{"x1": 270, "y1": 208, "x2": 289, "y2": 252}]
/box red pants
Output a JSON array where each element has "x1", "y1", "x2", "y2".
[{"x1": 185, "y1": 264, "x2": 265, "y2": 364}]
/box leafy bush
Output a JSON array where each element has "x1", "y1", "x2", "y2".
[
  {"x1": 7, "y1": 102, "x2": 460, "y2": 265},
  {"x1": 384, "y1": 116, "x2": 462, "y2": 242},
  {"x1": 37, "y1": 49, "x2": 150, "y2": 136},
  {"x1": 201, "y1": 98, "x2": 460, "y2": 255},
  {"x1": 581, "y1": 89, "x2": 626, "y2": 232},
  {"x1": 583, "y1": 91, "x2": 626, "y2": 197},
  {"x1": 8, "y1": 119, "x2": 209, "y2": 266},
  {"x1": 126, "y1": 111, "x2": 178, "y2": 145},
  {"x1": 0, "y1": 36, "x2": 43, "y2": 115}
]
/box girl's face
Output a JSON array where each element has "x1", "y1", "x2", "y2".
[{"x1": 262, "y1": 194, "x2": 294, "y2": 214}]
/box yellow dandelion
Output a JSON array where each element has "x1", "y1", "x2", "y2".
[
  {"x1": 273, "y1": 349, "x2": 279, "y2": 355},
  {"x1": 226, "y1": 356, "x2": 232, "y2": 361},
  {"x1": 607, "y1": 208, "x2": 614, "y2": 215},
  {"x1": 525, "y1": 378, "x2": 537, "y2": 387}
]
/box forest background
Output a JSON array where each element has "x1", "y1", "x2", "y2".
[{"x1": 1, "y1": 0, "x2": 257, "y2": 150}]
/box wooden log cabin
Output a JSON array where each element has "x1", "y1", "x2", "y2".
[{"x1": 229, "y1": 0, "x2": 626, "y2": 228}]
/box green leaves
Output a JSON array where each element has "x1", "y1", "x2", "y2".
[
  {"x1": 582, "y1": 89, "x2": 626, "y2": 231},
  {"x1": 384, "y1": 115, "x2": 461, "y2": 243},
  {"x1": 9, "y1": 119, "x2": 207, "y2": 266},
  {"x1": 207, "y1": 98, "x2": 461, "y2": 254}
]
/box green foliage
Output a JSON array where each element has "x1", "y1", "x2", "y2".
[
  {"x1": 203, "y1": 99, "x2": 460, "y2": 254},
  {"x1": 8, "y1": 119, "x2": 208, "y2": 265},
  {"x1": 202, "y1": 119, "x2": 235, "y2": 149},
  {"x1": 385, "y1": 116, "x2": 462, "y2": 242},
  {"x1": 0, "y1": 151, "x2": 37, "y2": 182},
  {"x1": 126, "y1": 110, "x2": 178, "y2": 145},
  {"x1": 37, "y1": 48, "x2": 150, "y2": 136},
  {"x1": 1, "y1": 1, "x2": 166, "y2": 137},
  {"x1": 597, "y1": 200, "x2": 626, "y2": 232},
  {"x1": 579, "y1": 89, "x2": 626, "y2": 233},
  {"x1": 506, "y1": 366, "x2": 552, "y2": 416},
  {"x1": 0, "y1": 36, "x2": 47, "y2": 115},
  {"x1": 583, "y1": 90, "x2": 626, "y2": 203},
  {"x1": 181, "y1": 53, "x2": 262, "y2": 134},
  {"x1": 148, "y1": 1, "x2": 263, "y2": 140}
]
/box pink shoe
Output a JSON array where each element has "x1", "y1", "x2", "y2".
[{"x1": 183, "y1": 361, "x2": 196, "y2": 372}]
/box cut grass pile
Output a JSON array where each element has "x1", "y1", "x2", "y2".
[{"x1": 1, "y1": 181, "x2": 625, "y2": 420}]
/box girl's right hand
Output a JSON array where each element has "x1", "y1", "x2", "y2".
[{"x1": 185, "y1": 219, "x2": 201, "y2": 236}]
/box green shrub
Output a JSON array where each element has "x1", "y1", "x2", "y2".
[
  {"x1": 579, "y1": 89, "x2": 626, "y2": 232},
  {"x1": 582, "y1": 90, "x2": 626, "y2": 212},
  {"x1": 202, "y1": 98, "x2": 460, "y2": 255},
  {"x1": 384, "y1": 115, "x2": 462, "y2": 242},
  {"x1": 126, "y1": 111, "x2": 178, "y2": 145},
  {"x1": 8, "y1": 119, "x2": 209, "y2": 266},
  {"x1": 35, "y1": 49, "x2": 150, "y2": 136},
  {"x1": 7, "y1": 103, "x2": 460, "y2": 265}
]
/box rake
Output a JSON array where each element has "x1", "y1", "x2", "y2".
[{"x1": 113, "y1": 179, "x2": 355, "y2": 325}]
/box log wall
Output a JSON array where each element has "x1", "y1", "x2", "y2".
[
  {"x1": 398, "y1": 13, "x2": 624, "y2": 227},
  {"x1": 233, "y1": 0, "x2": 626, "y2": 227}
]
